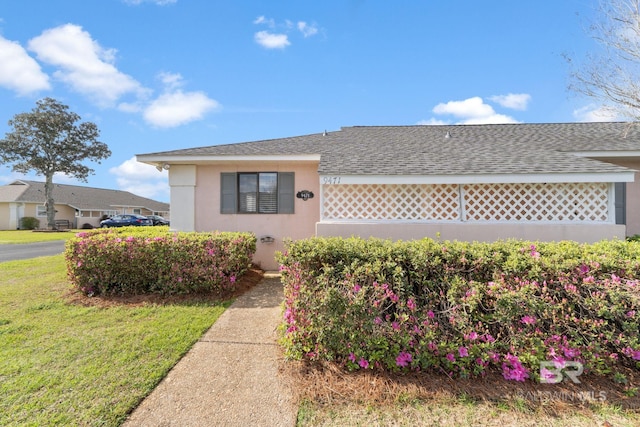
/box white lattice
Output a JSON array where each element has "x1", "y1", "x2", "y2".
[
  {"x1": 322, "y1": 182, "x2": 611, "y2": 223},
  {"x1": 463, "y1": 183, "x2": 610, "y2": 222},
  {"x1": 322, "y1": 184, "x2": 460, "y2": 220}
]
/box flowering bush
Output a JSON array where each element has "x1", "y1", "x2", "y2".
[
  {"x1": 277, "y1": 237, "x2": 640, "y2": 382},
  {"x1": 65, "y1": 227, "x2": 255, "y2": 296}
]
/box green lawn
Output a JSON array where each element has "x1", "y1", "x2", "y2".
[
  {"x1": 0, "y1": 255, "x2": 230, "y2": 426},
  {"x1": 0, "y1": 229, "x2": 78, "y2": 244}
]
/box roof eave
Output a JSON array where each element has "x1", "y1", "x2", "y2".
[
  {"x1": 318, "y1": 171, "x2": 636, "y2": 185},
  {"x1": 136, "y1": 154, "x2": 321, "y2": 167}
]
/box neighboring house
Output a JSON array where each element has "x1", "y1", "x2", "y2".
[
  {"x1": 137, "y1": 122, "x2": 640, "y2": 270},
  {"x1": 0, "y1": 180, "x2": 170, "y2": 229}
]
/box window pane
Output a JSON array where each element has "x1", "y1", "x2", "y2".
[
  {"x1": 239, "y1": 174, "x2": 258, "y2": 213},
  {"x1": 259, "y1": 173, "x2": 277, "y2": 213}
]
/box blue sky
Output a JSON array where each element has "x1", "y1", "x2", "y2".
[{"x1": 0, "y1": 0, "x2": 612, "y2": 202}]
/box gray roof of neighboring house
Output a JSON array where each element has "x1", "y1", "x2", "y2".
[
  {"x1": 138, "y1": 122, "x2": 640, "y2": 176},
  {"x1": 0, "y1": 180, "x2": 169, "y2": 212}
]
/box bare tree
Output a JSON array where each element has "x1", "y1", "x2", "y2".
[
  {"x1": 568, "y1": 0, "x2": 640, "y2": 120},
  {"x1": 0, "y1": 98, "x2": 111, "y2": 229}
]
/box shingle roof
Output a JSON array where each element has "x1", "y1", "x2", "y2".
[
  {"x1": 138, "y1": 122, "x2": 640, "y2": 176},
  {"x1": 0, "y1": 180, "x2": 169, "y2": 212}
]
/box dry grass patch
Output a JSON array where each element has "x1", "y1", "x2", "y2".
[{"x1": 286, "y1": 360, "x2": 640, "y2": 427}]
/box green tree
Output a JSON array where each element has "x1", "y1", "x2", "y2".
[{"x1": 0, "y1": 98, "x2": 111, "y2": 229}]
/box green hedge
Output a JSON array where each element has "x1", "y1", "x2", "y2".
[
  {"x1": 277, "y1": 237, "x2": 640, "y2": 383},
  {"x1": 65, "y1": 227, "x2": 256, "y2": 296},
  {"x1": 20, "y1": 217, "x2": 39, "y2": 230}
]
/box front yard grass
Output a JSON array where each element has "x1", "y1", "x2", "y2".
[
  {"x1": 0, "y1": 229, "x2": 77, "y2": 244},
  {"x1": 0, "y1": 254, "x2": 230, "y2": 426}
]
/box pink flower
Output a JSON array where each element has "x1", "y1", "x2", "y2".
[
  {"x1": 458, "y1": 347, "x2": 469, "y2": 357},
  {"x1": 353, "y1": 284, "x2": 362, "y2": 292},
  {"x1": 446, "y1": 353, "x2": 456, "y2": 362},
  {"x1": 392, "y1": 321, "x2": 400, "y2": 331},
  {"x1": 520, "y1": 315, "x2": 536, "y2": 325},
  {"x1": 396, "y1": 351, "x2": 413, "y2": 367},
  {"x1": 482, "y1": 334, "x2": 495, "y2": 343},
  {"x1": 427, "y1": 310, "x2": 435, "y2": 319},
  {"x1": 407, "y1": 298, "x2": 417, "y2": 311},
  {"x1": 348, "y1": 352, "x2": 356, "y2": 363},
  {"x1": 501, "y1": 354, "x2": 529, "y2": 382},
  {"x1": 563, "y1": 347, "x2": 580, "y2": 359},
  {"x1": 529, "y1": 245, "x2": 540, "y2": 259},
  {"x1": 464, "y1": 332, "x2": 478, "y2": 341},
  {"x1": 358, "y1": 358, "x2": 369, "y2": 369}
]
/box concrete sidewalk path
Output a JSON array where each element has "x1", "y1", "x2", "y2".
[{"x1": 123, "y1": 275, "x2": 297, "y2": 427}]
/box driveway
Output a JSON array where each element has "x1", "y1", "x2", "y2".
[{"x1": 0, "y1": 241, "x2": 66, "y2": 263}]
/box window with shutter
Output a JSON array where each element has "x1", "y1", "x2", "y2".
[{"x1": 221, "y1": 172, "x2": 294, "y2": 214}]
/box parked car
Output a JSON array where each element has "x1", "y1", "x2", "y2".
[
  {"x1": 146, "y1": 215, "x2": 170, "y2": 226},
  {"x1": 100, "y1": 214, "x2": 153, "y2": 228}
]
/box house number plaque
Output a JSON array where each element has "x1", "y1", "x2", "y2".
[{"x1": 322, "y1": 176, "x2": 342, "y2": 184}]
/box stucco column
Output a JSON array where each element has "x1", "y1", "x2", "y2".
[{"x1": 169, "y1": 165, "x2": 196, "y2": 232}]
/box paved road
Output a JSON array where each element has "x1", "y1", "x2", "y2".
[{"x1": 0, "y1": 241, "x2": 66, "y2": 263}]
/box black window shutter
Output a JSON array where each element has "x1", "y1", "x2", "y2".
[
  {"x1": 277, "y1": 172, "x2": 295, "y2": 214},
  {"x1": 220, "y1": 173, "x2": 237, "y2": 214}
]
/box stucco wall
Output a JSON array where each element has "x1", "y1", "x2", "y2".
[
  {"x1": 0, "y1": 203, "x2": 11, "y2": 229},
  {"x1": 193, "y1": 162, "x2": 320, "y2": 270},
  {"x1": 316, "y1": 222, "x2": 627, "y2": 244}
]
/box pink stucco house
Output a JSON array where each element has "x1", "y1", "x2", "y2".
[{"x1": 137, "y1": 122, "x2": 640, "y2": 270}]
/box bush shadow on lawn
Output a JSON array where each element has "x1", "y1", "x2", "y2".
[{"x1": 64, "y1": 266, "x2": 265, "y2": 308}]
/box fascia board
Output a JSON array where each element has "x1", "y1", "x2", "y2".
[{"x1": 319, "y1": 172, "x2": 636, "y2": 185}]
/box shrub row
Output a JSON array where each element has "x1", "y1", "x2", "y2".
[
  {"x1": 65, "y1": 227, "x2": 256, "y2": 296},
  {"x1": 277, "y1": 237, "x2": 640, "y2": 383}
]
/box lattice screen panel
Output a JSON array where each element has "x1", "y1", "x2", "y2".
[
  {"x1": 462, "y1": 183, "x2": 610, "y2": 222},
  {"x1": 322, "y1": 184, "x2": 460, "y2": 220}
]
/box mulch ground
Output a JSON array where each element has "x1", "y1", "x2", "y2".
[
  {"x1": 64, "y1": 266, "x2": 265, "y2": 308},
  {"x1": 282, "y1": 359, "x2": 640, "y2": 415}
]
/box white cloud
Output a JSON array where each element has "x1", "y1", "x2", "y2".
[
  {"x1": 573, "y1": 105, "x2": 619, "y2": 122},
  {"x1": 0, "y1": 36, "x2": 50, "y2": 95},
  {"x1": 144, "y1": 90, "x2": 219, "y2": 128},
  {"x1": 433, "y1": 97, "x2": 495, "y2": 119},
  {"x1": 297, "y1": 21, "x2": 318, "y2": 38},
  {"x1": 109, "y1": 157, "x2": 169, "y2": 200},
  {"x1": 254, "y1": 16, "x2": 275, "y2": 27},
  {"x1": 28, "y1": 24, "x2": 145, "y2": 106},
  {"x1": 416, "y1": 118, "x2": 448, "y2": 126},
  {"x1": 254, "y1": 31, "x2": 290, "y2": 49},
  {"x1": 253, "y1": 16, "x2": 320, "y2": 48},
  {"x1": 489, "y1": 93, "x2": 531, "y2": 111},
  {"x1": 429, "y1": 96, "x2": 520, "y2": 125},
  {"x1": 157, "y1": 71, "x2": 184, "y2": 90}
]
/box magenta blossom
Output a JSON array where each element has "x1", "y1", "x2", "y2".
[
  {"x1": 465, "y1": 331, "x2": 479, "y2": 341},
  {"x1": 359, "y1": 358, "x2": 369, "y2": 369},
  {"x1": 396, "y1": 351, "x2": 413, "y2": 367},
  {"x1": 446, "y1": 353, "x2": 456, "y2": 362},
  {"x1": 520, "y1": 315, "x2": 536, "y2": 325},
  {"x1": 458, "y1": 347, "x2": 469, "y2": 357}
]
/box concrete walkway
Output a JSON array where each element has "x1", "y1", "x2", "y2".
[{"x1": 122, "y1": 275, "x2": 297, "y2": 427}]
